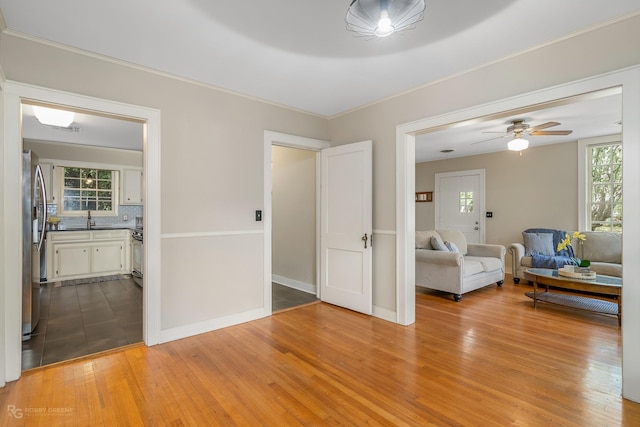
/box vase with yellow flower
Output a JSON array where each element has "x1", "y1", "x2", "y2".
[{"x1": 557, "y1": 231, "x2": 590, "y2": 271}]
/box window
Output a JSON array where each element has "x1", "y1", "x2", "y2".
[
  {"x1": 61, "y1": 167, "x2": 116, "y2": 215},
  {"x1": 587, "y1": 143, "x2": 622, "y2": 232},
  {"x1": 459, "y1": 191, "x2": 473, "y2": 213}
]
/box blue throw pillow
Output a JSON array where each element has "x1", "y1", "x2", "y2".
[
  {"x1": 523, "y1": 232, "x2": 555, "y2": 256},
  {"x1": 430, "y1": 236, "x2": 449, "y2": 251},
  {"x1": 445, "y1": 241, "x2": 459, "y2": 253}
]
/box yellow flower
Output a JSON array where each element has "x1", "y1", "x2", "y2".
[
  {"x1": 556, "y1": 234, "x2": 571, "y2": 252},
  {"x1": 572, "y1": 231, "x2": 586, "y2": 241},
  {"x1": 556, "y1": 232, "x2": 587, "y2": 253}
]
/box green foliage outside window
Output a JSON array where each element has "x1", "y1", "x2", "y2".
[
  {"x1": 589, "y1": 144, "x2": 622, "y2": 232},
  {"x1": 459, "y1": 191, "x2": 474, "y2": 213},
  {"x1": 63, "y1": 167, "x2": 114, "y2": 212}
]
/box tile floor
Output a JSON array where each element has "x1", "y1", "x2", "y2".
[
  {"x1": 22, "y1": 280, "x2": 316, "y2": 370},
  {"x1": 272, "y1": 283, "x2": 318, "y2": 311},
  {"x1": 22, "y1": 277, "x2": 143, "y2": 370}
]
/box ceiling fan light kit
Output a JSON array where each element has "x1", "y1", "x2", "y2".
[
  {"x1": 473, "y1": 119, "x2": 573, "y2": 152},
  {"x1": 507, "y1": 137, "x2": 529, "y2": 151},
  {"x1": 346, "y1": 0, "x2": 426, "y2": 38}
]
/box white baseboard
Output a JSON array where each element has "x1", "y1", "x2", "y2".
[
  {"x1": 373, "y1": 305, "x2": 397, "y2": 323},
  {"x1": 159, "y1": 308, "x2": 267, "y2": 344},
  {"x1": 272, "y1": 274, "x2": 316, "y2": 295}
]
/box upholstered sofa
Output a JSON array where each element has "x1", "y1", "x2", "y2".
[
  {"x1": 509, "y1": 230, "x2": 622, "y2": 283},
  {"x1": 415, "y1": 230, "x2": 506, "y2": 301}
]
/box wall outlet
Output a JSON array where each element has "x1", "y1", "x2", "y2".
[{"x1": 123, "y1": 214, "x2": 129, "y2": 221}]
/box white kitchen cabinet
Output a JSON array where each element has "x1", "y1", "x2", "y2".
[
  {"x1": 121, "y1": 168, "x2": 143, "y2": 205},
  {"x1": 91, "y1": 242, "x2": 125, "y2": 274},
  {"x1": 54, "y1": 244, "x2": 91, "y2": 277},
  {"x1": 46, "y1": 229, "x2": 131, "y2": 281},
  {"x1": 39, "y1": 162, "x2": 57, "y2": 203}
]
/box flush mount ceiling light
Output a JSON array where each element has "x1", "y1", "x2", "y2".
[
  {"x1": 32, "y1": 106, "x2": 75, "y2": 128},
  {"x1": 346, "y1": 0, "x2": 426, "y2": 38}
]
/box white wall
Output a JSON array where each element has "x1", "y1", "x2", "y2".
[{"x1": 272, "y1": 146, "x2": 316, "y2": 290}]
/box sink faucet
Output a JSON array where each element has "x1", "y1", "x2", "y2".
[{"x1": 87, "y1": 210, "x2": 95, "y2": 229}]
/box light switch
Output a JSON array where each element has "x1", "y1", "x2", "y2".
[{"x1": 256, "y1": 210, "x2": 262, "y2": 221}]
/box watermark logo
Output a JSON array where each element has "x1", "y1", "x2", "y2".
[
  {"x1": 7, "y1": 405, "x2": 74, "y2": 418},
  {"x1": 7, "y1": 405, "x2": 22, "y2": 418}
]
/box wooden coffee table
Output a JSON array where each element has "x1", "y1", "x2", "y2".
[{"x1": 524, "y1": 268, "x2": 622, "y2": 325}]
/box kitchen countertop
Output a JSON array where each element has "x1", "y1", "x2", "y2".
[{"x1": 49, "y1": 227, "x2": 134, "y2": 232}]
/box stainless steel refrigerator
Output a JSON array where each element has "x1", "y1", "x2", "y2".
[{"x1": 22, "y1": 150, "x2": 48, "y2": 341}]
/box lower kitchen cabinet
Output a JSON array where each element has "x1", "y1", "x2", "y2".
[
  {"x1": 55, "y1": 244, "x2": 91, "y2": 277},
  {"x1": 91, "y1": 242, "x2": 125, "y2": 274},
  {"x1": 46, "y1": 230, "x2": 131, "y2": 281}
]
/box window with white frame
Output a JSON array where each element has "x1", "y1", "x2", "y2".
[
  {"x1": 60, "y1": 167, "x2": 117, "y2": 215},
  {"x1": 586, "y1": 142, "x2": 622, "y2": 232}
]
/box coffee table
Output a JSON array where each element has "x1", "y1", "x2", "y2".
[{"x1": 524, "y1": 268, "x2": 622, "y2": 325}]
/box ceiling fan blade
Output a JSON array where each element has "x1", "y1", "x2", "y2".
[
  {"x1": 531, "y1": 130, "x2": 573, "y2": 136},
  {"x1": 481, "y1": 131, "x2": 505, "y2": 134},
  {"x1": 470, "y1": 135, "x2": 506, "y2": 145},
  {"x1": 529, "y1": 121, "x2": 560, "y2": 132}
]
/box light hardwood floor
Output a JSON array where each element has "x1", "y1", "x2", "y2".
[{"x1": 1, "y1": 276, "x2": 639, "y2": 426}]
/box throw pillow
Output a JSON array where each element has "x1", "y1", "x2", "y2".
[
  {"x1": 523, "y1": 232, "x2": 554, "y2": 256},
  {"x1": 444, "y1": 241, "x2": 459, "y2": 253},
  {"x1": 430, "y1": 236, "x2": 449, "y2": 251}
]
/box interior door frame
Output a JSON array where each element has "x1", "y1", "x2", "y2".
[
  {"x1": 395, "y1": 66, "x2": 640, "y2": 401},
  {"x1": 263, "y1": 131, "x2": 330, "y2": 315},
  {"x1": 434, "y1": 169, "x2": 486, "y2": 243},
  {"x1": 2, "y1": 82, "x2": 161, "y2": 383}
]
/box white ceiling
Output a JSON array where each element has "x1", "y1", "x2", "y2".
[
  {"x1": 3, "y1": 1, "x2": 637, "y2": 155},
  {"x1": 414, "y1": 89, "x2": 622, "y2": 162}
]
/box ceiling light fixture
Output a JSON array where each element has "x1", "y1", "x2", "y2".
[
  {"x1": 507, "y1": 137, "x2": 529, "y2": 151},
  {"x1": 346, "y1": 0, "x2": 426, "y2": 38},
  {"x1": 32, "y1": 106, "x2": 75, "y2": 128}
]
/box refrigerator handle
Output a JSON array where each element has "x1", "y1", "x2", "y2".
[{"x1": 35, "y1": 164, "x2": 48, "y2": 252}]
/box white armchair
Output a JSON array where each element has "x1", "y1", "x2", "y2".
[{"x1": 416, "y1": 230, "x2": 506, "y2": 301}]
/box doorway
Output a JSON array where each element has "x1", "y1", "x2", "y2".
[
  {"x1": 20, "y1": 103, "x2": 144, "y2": 369},
  {"x1": 2, "y1": 82, "x2": 161, "y2": 382},
  {"x1": 434, "y1": 169, "x2": 485, "y2": 244},
  {"x1": 396, "y1": 67, "x2": 640, "y2": 401},
  {"x1": 271, "y1": 145, "x2": 319, "y2": 311}
]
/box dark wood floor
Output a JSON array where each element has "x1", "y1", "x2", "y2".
[
  {"x1": 2, "y1": 276, "x2": 639, "y2": 425},
  {"x1": 272, "y1": 283, "x2": 318, "y2": 311}
]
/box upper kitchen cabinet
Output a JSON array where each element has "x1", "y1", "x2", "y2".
[
  {"x1": 121, "y1": 168, "x2": 143, "y2": 205},
  {"x1": 40, "y1": 162, "x2": 57, "y2": 203}
]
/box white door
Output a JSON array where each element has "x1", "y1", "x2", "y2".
[
  {"x1": 320, "y1": 140, "x2": 372, "y2": 315},
  {"x1": 435, "y1": 169, "x2": 485, "y2": 243}
]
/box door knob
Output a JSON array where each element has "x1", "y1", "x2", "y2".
[{"x1": 474, "y1": 226, "x2": 479, "y2": 230}]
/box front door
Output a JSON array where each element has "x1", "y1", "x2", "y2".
[
  {"x1": 435, "y1": 169, "x2": 485, "y2": 243},
  {"x1": 320, "y1": 141, "x2": 372, "y2": 315}
]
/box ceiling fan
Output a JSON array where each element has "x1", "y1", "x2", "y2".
[{"x1": 472, "y1": 119, "x2": 573, "y2": 151}]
